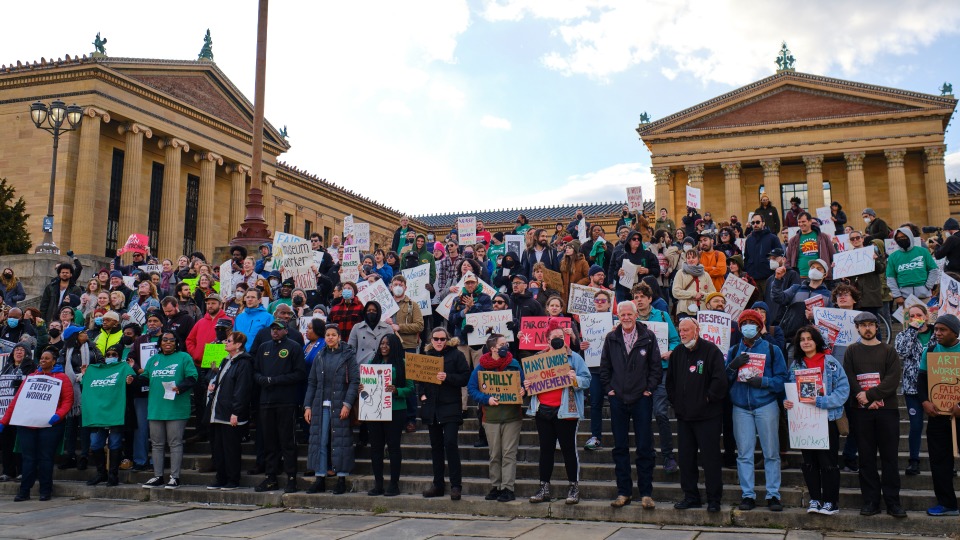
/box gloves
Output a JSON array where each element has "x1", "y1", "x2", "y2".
[
  {"x1": 49, "y1": 414, "x2": 61, "y2": 425},
  {"x1": 463, "y1": 325, "x2": 475, "y2": 334},
  {"x1": 745, "y1": 377, "x2": 763, "y2": 389},
  {"x1": 728, "y1": 353, "x2": 750, "y2": 370},
  {"x1": 0, "y1": 423, "x2": 4, "y2": 434},
  {"x1": 505, "y1": 321, "x2": 517, "y2": 331}
]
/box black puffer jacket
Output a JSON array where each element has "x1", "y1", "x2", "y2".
[
  {"x1": 252, "y1": 337, "x2": 307, "y2": 407},
  {"x1": 418, "y1": 340, "x2": 470, "y2": 425},
  {"x1": 208, "y1": 352, "x2": 254, "y2": 423}
]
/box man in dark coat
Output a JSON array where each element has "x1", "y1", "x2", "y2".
[
  {"x1": 39, "y1": 262, "x2": 83, "y2": 323},
  {"x1": 743, "y1": 214, "x2": 782, "y2": 295}
]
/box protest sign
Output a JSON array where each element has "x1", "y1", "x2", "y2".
[
  {"x1": 927, "y1": 351, "x2": 960, "y2": 415},
  {"x1": 580, "y1": 311, "x2": 613, "y2": 368},
  {"x1": 458, "y1": 216, "x2": 477, "y2": 246},
  {"x1": 358, "y1": 364, "x2": 392, "y2": 421},
  {"x1": 834, "y1": 234, "x2": 853, "y2": 252},
  {"x1": 327, "y1": 246, "x2": 339, "y2": 263},
  {"x1": 298, "y1": 314, "x2": 325, "y2": 339},
  {"x1": 358, "y1": 279, "x2": 399, "y2": 319},
  {"x1": 9, "y1": 375, "x2": 62, "y2": 428},
  {"x1": 505, "y1": 235, "x2": 524, "y2": 258},
  {"x1": 832, "y1": 246, "x2": 875, "y2": 279},
  {"x1": 698, "y1": 310, "x2": 732, "y2": 361},
  {"x1": 891, "y1": 294, "x2": 924, "y2": 324},
  {"x1": 117, "y1": 233, "x2": 149, "y2": 255},
  {"x1": 626, "y1": 186, "x2": 644, "y2": 212},
  {"x1": 122, "y1": 276, "x2": 137, "y2": 290},
  {"x1": 812, "y1": 307, "x2": 862, "y2": 347},
  {"x1": 784, "y1": 383, "x2": 829, "y2": 450},
  {"x1": 620, "y1": 260, "x2": 639, "y2": 290},
  {"x1": 278, "y1": 239, "x2": 317, "y2": 290},
  {"x1": 577, "y1": 219, "x2": 587, "y2": 243},
  {"x1": 343, "y1": 215, "x2": 354, "y2": 238},
  {"x1": 353, "y1": 223, "x2": 370, "y2": 251},
  {"x1": 140, "y1": 342, "x2": 158, "y2": 364},
  {"x1": 466, "y1": 311, "x2": 515, "y2": 345},
  {"x1": 787, "y1": 227, "x2": 800, "y2": 240},
  {"x1": 341, "y1": 245, "x2": 361, "y2": 283},
  {"x1": 641, "y1": 320, "x2": 669, "y2": 356},
  {"x1": 477, "y1": 370, "x2": 522, "y2": 405},
  {"x1": 219, "y1": 260, "x2": 236, "y2": 300},
  {"x1": 0, "y1": 340, "x2": 14, "y2": 355},
  {"x1": 686, "y1": 185, "x2": 701, "y2": 209},
  {"x1": 127, "y1": 302, "x2": 146, "y2": 326},
  {"x1": 405, "y1": 353, "x2": 443, "y2": 384},
  {"x1": 518, "y1": 317, "x2": 571, "y2": 351},
  {"x1": 140, "y1": 264, "x2": 162, "y2": 275},
  {"x1": 436, "y1": 276, "x2": 497, "y2": 320},
  {"x1": 201, "y1": 343, "x2": 227, "y2": 369},
  {"x1": 521, "y1": 350, "x2": 574, "y2": 395},
  {"x1": 568, "y1": 283, "x2": 603, "y2": 315},
  {"x1": 542, "y1": 268, "x2": 564, "y2": 295},
  {"x1": 0, "y1": 373, "x2": 19, "y2": 418},
  {"x1": 720, "y1": 274, "x2": 755, "y2": 319},
  {"x1": 941, "y1": 272, "x2": 960, "y2": 317},
  {"x1": 401, "y1": 264, "x2": 433, "y2": 316},
  {"x1": 815, "y1": 207, "x2": 832, "y2": 225}
]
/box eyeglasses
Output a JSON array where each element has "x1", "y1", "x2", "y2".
[
  {"x1": 225, "y1": 339, "x2": 234, "y2": 344},
  {"x1": 432, "y1": 337, "x2": 447, "y2": 342},
  {"x1": 594, "y1": 298, "x2": 608, "y2": 304},
  {"x1": 160, "y1": 337, "x2": 177, "y2": 342},
  {"x1": 751, "y1": 221, "x2": 762, "y2": 225}
]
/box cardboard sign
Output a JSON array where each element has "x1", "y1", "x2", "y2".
[
  {"x1": 201, "y1": 343, "x2": 227, "y2": 369},
  {"x1": 505, "y1": 235, "x2": 524, "y2": 257},
  {"x1": 686, "y1": 185, "x2": 701, "y2": 209},
  {"x1": 641, "y1": 320, "x2": 669, "y2": 356},
  {"x1": 541, "y1": 268, "x2": 564, "y2": 295},
  {"x1": 626, "y1": 186, "x2": 644, "y2": 212},
  {"x1": 832, "y1": 246, "x2": 875, "y2": 279},
  {"x1": 620, "y1": 260, "x2": 639, "y2": 290},
  {"x1": 343, "y1": 215, "x2": 354, "y2": 238},
  {"x1": 580, "y1": 311, "x2": 613, "y2": 368},
  {"x1": 784, "y1": 383, "x2": 829, "y2": 450},
  {"x1": 458, "y1": 216, "x2": 477, "y2": 246},
  {"x1": 358, "y1": 279, "x2": 400, "y2": 319},
  {"x1": 518, "y1": 316, "x2": 571, "y2": 351},
  {"x1": 477, "y1": 370, "x2": 522, "y2": 405},
  {"x1": 698, "y1": 310, "x2": 732, "y2": 361},
  {"x1": 466, "y1": 310, "x2": 515, "y2": 345},
  {"x1": 927, "y1": 352, "x2": 960, "y2": 415},
  {"x1": 353, "y1": 223, "x2": 370, "y2": 251},
  {"x1": 720, "y1": 274, "x2": 755, "y2": 319},
  {"x1": 127, "y1": 302, "x2": 146, "y2": 326},
  {"x1": 521, "y1": 350, "x2": 574, "y2": 395},
  {"x1": 341, "y1": 245, "x2": 361, "y2": 284},
  {"x1": 815, "y1": 207, "x2": 832, "y2": 225},
  {"x1": 358, "y1": 364, "x2": 392, "y2": 421},
  {"x1": 405, "y1": 353, "x2": 444, "y2": 384},
  {"x1": 568, "y1": 283, "x2": 603, "y2": 315},
  {"x1": 401, "y1": 264, "x2": 433, "y2": 316},
  {"x1": 278, "y1": 239, "x2": 318, "y2": 291},
  {"x1": 118, "y1": 233, "x2": 149, "y2": 255},
  {"x1": 9, "y1": 375, "x2": 62, "y2": 428},
  {"x1": 812, "y1": 307, "x2": 862, "y2": 347}
]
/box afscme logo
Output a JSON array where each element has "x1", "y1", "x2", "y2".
[
  {"x1": 151, "y1": 367, "x2": 178, "y2": 377},
  {"x1": 897, "y1": 256, "x2": 926, "y2": 273},
  {"x1": 90, "y1": 372, "x2": 120, "y2": 388}
]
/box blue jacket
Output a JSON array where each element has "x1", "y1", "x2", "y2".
[
  {"x1": 526, "y1": 350, "x2": 591, "y2": 420},
  {"x1": 466, "y1": 357, "x2": 524, "y2": 405},
  {"x1": 450, "y1": 291, "x2": 493, "y2": 341},
  {"x1": 743, "y1": 227, "x2": 782, "y2": 283},
  {"x1": 234, "y1": 306, "x2": 275, "y2": 351},
  {"x1": 726, "y1": 337, "x2": 788, "y2": 411},
  {"x1": 785, "y1": 354, "x2": 849, "y2": 421}
]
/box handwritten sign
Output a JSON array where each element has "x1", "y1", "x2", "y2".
[
  {"x1": 518, "y1": 316, "x2": 571, "y2": 351},
  {"x1": 436, "y1": 275, "x2": 497, "y2": 320},
  {"x1": 815, "y1": 207, "x2": 832, "y2": 225},
  {"x1": 686, "y1": 185, "x2": 701, "y2": 209},
  {"x1": 279, "y1": 239, "x2": 317, "y2": 291},
  {"x1": 627, "y1": 186, "x2": 644, "y2": 212},
  {"x1": 405, "y1": 353, "x2": 443, "y2": 384},
  {"x1": 343, "y1": 215, "x2": 354, "y2": 238},
  {"x1": 353, "y1": 223, "x2": 370, "y2": 251},
  {"x1": 580, "y1": 312, "x2": 613, "y2": 368},
  {"x1": 940, "y1": 272, "x2": 960, "y2": 317},
  {"x1": 358, "y1": 364, "x2": 392, "y2": 421},
  {"x1": 118, "y1": 233, "x2": 149, "y2": 255},
  {"x1": 458, "y1": 216, "x2": 477, "y2": 246},
  {"x1": 299, "y1": 314, "x2": 325, "y2": 339},
  {"x1": 140, "y1": 264, "x2": 162, "y2": 275},
  {"x1": 891, "y1": 294, "x2": 924, "y2": 324},
  {"x1": 127, "y1": 302, "x2": 146, "y2": 326},
  {"x1": 9, "y1": 375, "x2": 62, "y2": 428},
  {"x1": 521, "y1": 350, "x2": 574, "y2": 395},
  {"x1": 834, "y1": 234, "x2": 853, "y2": 252},
  {"x1": 341, "y1": 245, "x2": 361, "y2": 283},
  {"x1": 541, "y1": 268, "x2": 564, "y2": 295},
  {"x1": 568, "y1": 283, "x2": 603, "y2": 315},
  {"x1": 620, "y1": 260, "x2": 639, "y2": 290},
  {"x1": 358, "y1": 279, "x2": 399, "y2": 319},
  {"x1": 641, "y1": 320, "x2": 669, "y2": 356},
  {"x1": 0, "y1": 373, "x2": 20, "y2": 418},
  {"x1": 478, "y1": 370, "x2": 522, "y2": 405},
  {"x1": 812, "y1": 307, "x2": 862, "y2": 347},
  {"x1": 219, "y1": 260, "x2": 236, "y2": 301},
  {"x1": 832, "y1": 246, "x2": 875, "y2": 279},
  {"x1": 201, "y1": 343, "x2": 227, "y2": 369},
  {"x1": 505, "y1": 235, "x2": 524, "y2": 257},
  {"x1": 698, "y1": 310, "x2": 732, "y2": 361},
  {"x1": 401, "y1": 264, "x2": 433, "y2": 316},
  {"x1": 720, "y1": 274, "x2": 755, "y2": 319},
  {"x1": 927, "y1": 352, "x2": 960, "y2": 415},
  {"x1": 466, "y1": 310, "x2": 515, "y2": 345},
  {"x1": 784, "y1": 383, "x2": 829, "y2": 450}
]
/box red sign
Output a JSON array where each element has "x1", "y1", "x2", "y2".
[
  {"x1": 118, "y1": 233, "x2": 149, "y2": 255},
  {"x1": 517, "y1": 316, "x2": 571, "y2": 351}
]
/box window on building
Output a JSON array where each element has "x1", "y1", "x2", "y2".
[
  {"x1": 105, "y1": 149, "x2": 125, "y2": 257},
  {"x1": 759, "y1": 182, "x2": 832, "y2": 213},
  {"x1": 283, "y1": 213, "x2": 293, "y2": 234},
  {"x1": 183, "y1": 175, "x2": 200, "y2": 255},
  {"x1": 147, "y1": 162, "x2": 164, "y2": 254},
  {"x1": 323, "y1": 226, "x2": 331, "y2": 246},
  {"x1": 304, "y1": 220, "x2": 312, "y2": 239}
]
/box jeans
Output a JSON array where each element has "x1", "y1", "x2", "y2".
[
  {"x1": 903, "y1": 394, "x2": 924, "y2": 462},
  {"x1": 732, "y1": 400, "x2": 781, "y2": 500},
  {"x1": 315, "y1": 407, "x2": 344, "y2": 479},
  {"x1": 18, "y1": 422, "x2": 65, "y2": 498},
  {"x1": 150, "y1": 419, "x2": 186, "y2": 479},
  {"x1": 133, "y1": 397, "x2": 149, "y2": 466},
  {"x1": 609, "y1": 394, "x2": 655, "y2": 498},
  {"x1": 89, "y1": 427, "x2": 123, "y2": 451},
  {"x1": 588, "y1": 368, "x2": 604, "y2": 439},
  {"x1": 841, "y1": 403, "x2": 859, "y2": 466},
  {"x1": 652, "y1": 372, "x2": 674, "y2": 459}
]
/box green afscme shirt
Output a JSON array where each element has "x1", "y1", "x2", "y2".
[
  {"x1": 886, "y1": 246, "x2": 937, "y2": 288},
  {"x1": 81, "y1": 362, "x2": 136, "y2": 428},
  {"x1": 143, "y1": 351, "x2": 198, "y2": 421}
]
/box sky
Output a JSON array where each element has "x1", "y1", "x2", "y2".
[{"x1": 3, "y1": 0, "x2": 960, "y2": 217}]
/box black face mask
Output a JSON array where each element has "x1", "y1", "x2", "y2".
[
  {"x1": 48, "y1": 328, "x2": 61, "y2": 339},
  {"x1": 293, "y1": 296, "x2": 304, "y2": 306},
  {"x1": 365, "y1": 312, "x2": 381, "y2": 328},
  {"x1": 896, "y1": 237, "x2": 912, "y2": 250},
  {"x1": 120, "y1": 335, "x2": 134, "y2": 346},
  {"x1": 503, "y1": 258, "x2": 516, "y2": 269},
  {"x1": 215, "y1": 328, "x2": 229, "y2": 341},
  {"x1": 550, "y1": 337, "x2": 565, "y2": 350}
]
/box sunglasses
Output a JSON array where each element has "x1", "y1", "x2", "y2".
[
  {"x1": 432, "y1": 337, "x2": 447, "y2": 342},
  {"x1": 493, "y1": 300, "x2": 506, "y2": 305},
  {"x1": 850, "y1": 236, "x2": 862, "y2": 241},
  {"x1": 594, "y1": 298, "x2": 609, "y2": 304},
  {"x1": 751, "y1": 221, "x2": 762, "y2": 225}
]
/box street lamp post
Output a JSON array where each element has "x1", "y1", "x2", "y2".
[{"x1": 30, "y1": 99, "x2": 83, "y2": 254}]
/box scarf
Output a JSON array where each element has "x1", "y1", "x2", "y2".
[
  {"x1": 160, "y1": 271, "x2": 174, "y2": 291},
  {"x1": 589, "y1": 238, "x2": 607, "y2": 268},
  {"x1": 479, "y1": 351, "x2": 512, "y2": 371},
  {"x1": 682, "y1": 263, "x2": 704, "y2": 277},
  {"x1": 62, "y1": 346, "x2": 88, "y2": 417}
]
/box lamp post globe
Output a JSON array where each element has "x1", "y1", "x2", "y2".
[{"x1": 30, "y1": 100, "x2": 83, "y2": 254}]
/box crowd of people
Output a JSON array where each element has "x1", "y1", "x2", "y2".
[{"x1": 0, "y1": 200, "x2": 957, "y2": 518}]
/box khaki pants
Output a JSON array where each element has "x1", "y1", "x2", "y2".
[
  {"x1": 458, "y1": 345, "x2": 482, "y2": 410},
  {"x1": 483, "y1": 420, "x2": 522, "y2": 491}
]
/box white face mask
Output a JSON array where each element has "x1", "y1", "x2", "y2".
[
  {"x1": 769, "y1": 259, "x2": 779, "y2": 270},
  {"x1": 808, "y1": 268, "x2": 824, "y2": 281},
  {"x1": 863, "y1": 217, "x2": 871, "y2": 224},
  {"x1": 392, "y1": 286, "x2": 404, "y2": 297},
  {"x1": 683, "y1": 339, "x2": 698, "y2": 350}
]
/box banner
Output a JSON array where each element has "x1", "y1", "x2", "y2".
[
  {"x1": 720, "y1": 274, "x2": 755, "y2": 319},
  {"x1": 401, "y1": 264, "x2": 433, "y2": 316},
  {"x1": 626, "y1": 186, "x2": 644, "y2": 212},
  {"x1": 641, "y1": 320, "x2": 669, "y2": 356},
  {"x1": 698, "y1": 310, "x2": 732, "y2": 361},
  {"x1": 518, "y1": 316, "x2": 571, "y2": 351},
  {"x1": 353, "y1": 223, "x2": 370, "y2": 251},
  {"x1": 568, "y1": 283, "x2": 603, "y2": 315},
  {"x1": 465, "y1": 310, "x2": 515, "y2": 345},
  {"x1": 505, "y1": 235, "x2": 524, "y2": 257},
  {"x1": 341, "y1": 245, "x2": 361, "y2": 283},
  {"x1": 686, "y1": 185, "x2": 701, "y2": 209},
  {"x1": 784, "y1": 383, "x2": 829, "y2": 450},
  {"x1": 521, "y1": 350, "x2": 574, "y2": 395},
  {"x1": 117, "y1": 233, "x2": 149, "y2": 255},
  {"x1": 926, "y1": 352, "x2": 960, "y2": 415},
  {"x1": 458, "y1": 216, "x2": 477, "y2": 246},
  {"x1": 278, "y1": 239, "x2": 317, "y2": 291},
  {"x1": 9, "y1": 375, "x2": 62, "y2": 428},
  {"x1": 580, "y1": 312, "x2": 613, "y2": 368},
  {"x1": 405, "y1": 353, "x2": 443, "y2": 384},
  {"x1": 812, "y1": 307, "x2": 862, "y2": 347},
  {"x1": 832, "y1": 246, "x2": 875, "y2": 279},
  {"x1": 358, "y1": 364, "x2": 392, "y2": 421},
  {"x1": 477, "y1": 370, "x2": 522, "y2": 405},
  {"x1": 358, "y1": 279, "x2": 400, "y2": 319},
  {"x1": 620, "y1": 260, "x2": 638, "y2": 290}
]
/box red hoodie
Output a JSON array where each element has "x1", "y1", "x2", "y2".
[{"x1": 186, "y1": 310, "x2": 232, "y2": 366}]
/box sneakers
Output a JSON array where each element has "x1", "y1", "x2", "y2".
[
  {"x1": 674, "y1": 498, "x2": 703, "y2": 510},
  {"x1": 207, "y1": 483, "x2": 226, "y2": 490},
  {"x1": 905, "y1": 460, "x2": 920, "y2": 475},
  {"x1": 819, "y1": 502, "x2": 839, "y2": 515},
  {"x1": 497, "y1": 489, "x2": 515, "y2": 502},
  {"x1": 165, "y1": 477, "x2": 181, "y2": 489},
  {"x1": 254, "y1": 477, "x2": 279, "y2": 492},
  {"x1": 663, "y1": 456, "x2": 679, "y2": 474},
  {"x1": 767, "y1": 497, "x2": 783, "y2": 512},
  {"x1": 221, "y1": 484, "x2": 240, "y2": 491},
  {"x1": 529, "y1": 482, "x2": 550, "y2": 503},
  {"x1": 485, "y1": 488, "x2": 502, "y2": 501},
  {"x1": 738, "y1": 497, "x2": 756, "y2": 511},
  {"x1": 927, "y1": 505, "x2": 960, "y2": 516},
  {"x1": 565, "y1": 483, "x2": 580, "y2": 505},
  {"x1": 807, "y1": 499, "x2": 821, "y2": 514},
  {"x1": 142, "y1": 476, "x2": 164, "y2": 489},
  {"x1": 584, "y1": 436, "x2": 602, "y2": 451},
  {"x1": 0, "y1": 475, "x2": 11, "y2": 482}
]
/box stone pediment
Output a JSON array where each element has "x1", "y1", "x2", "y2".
[{"x1": 124, "y1": 72, "x2": 253, "y2": 130}]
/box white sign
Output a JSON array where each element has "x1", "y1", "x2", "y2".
[
  {"x1": 139, "y1": 343, "x2": 158, "y2": 364},
  {"x1": 353, "y1": 223, "x2": 370, "y2": 251},
  {"x1": 568, "y1": 283, "x2": 604, "y2": 315},
  {"x1": 299, "y1": 314, "x2": 325, "y2": 339},
  {"x1": 9, "y1": 375, "x2": 62, "y2": 428},
  {"x1": 436, "y1": 276, "x2": 497, "y2": 320},
  {"x1": 219, "y1": 260, "x2": 236, "y2": 300},
  {"x1": 140, "y1": 264, "x2": 162, "y2": 275},
  {"x1": 343, "y1": 215, "x2": 354, "y2": 238},
  {"x1": 720, "y1": 274, "x2": 756, "y2": 319},
  {"x1": 812, "y1": 307, "x2": 863, "y2": 347},
  {"x1": 815, "y1": 207, "x2": 832, "y2": 225},
  {"x1": 686, "y1": 185, "x2": 701, "y2": 209},
  {"x1": 0, "y1": 373, "x2": 20, "y2": 419},
  {"x1": 641, "y1": 320, "x2": 669, "y2": 356},
  {"x1": 358, "y1": 279, "x2": 400, "y2": 319},
  {"x1": 620, "y1": 260, "x2": 639, "y2": 290},
  {"x1": 279, "y1": 239, "x2": 317, "y2": 291},
  {"x1": 401, "y1": 264, "x2": 433, "y2": 316},
  {"x1": 832, "y1": 246, "x2": 875, "y2": 279},
  {"x1": 341, "y1": 245, "x2": 361, "y2": 283},
  {"x1": 787, "y1": 227, "x2": 800, "y2": 240},
  {"x1": 122, "y1": 276, "x2": 137, "y2": 290},
  {"x1": 358, "y1": 364, "x2": 392, "y2": 421},
  {"x1": 127, "y1": 302, "x2": 146, "y2": 326},
  {"x1": 505, "y1": 235, "x2": 524, "y2": 257},
  {"x1": 698, "y1": 310, "x2": 732, "y2": 361},
  {"x1": 892, "y1": 294, "x2": 924, "y2": 324},
  {"x1": 577, "y1": 219, "x2": 587, "y2": 243},
  {"x1": 327, "y1": 246, "x2": 339, "y2": 264},
  {"x1": 784, "y1": 383, "x2": 829, "y2": 450},
  {"x1": 458, "y1": 216, "x2": 477, "y2": 246},
  {"x1": 466, "y1": 311, "x2": 515, "y2": 346},
  {"x1": 580, "y1": 311, "x2": 613, "y2": 368},
  {"x1": 940, "y1": 272, "x2": 960, "y2": 316},
  {"x1": 834, "y1": 234, "x2": 853, "y2": 252},
  {"x1": 626, "y1": 186, "x2": 644, "y2": 212}
]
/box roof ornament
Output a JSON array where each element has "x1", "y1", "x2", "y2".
[
  {"x1": 198, "y1": 29, "x2": 214, "y2": 61},
  {"x1": 775, "y1": 41, "x2": 795, "y2": 72},
  {"x1": 940, "y1": 82, "x2": 953, "y2": 97},
  {"x1": 92, "y1": 33, "x2": 107, "y2": 57},
  {"x1": 638, "y1": 111, "x2": 650, "y2": 124},
  {"x1": 280, "y1": 125, "x2": 289, "y2": 140}
]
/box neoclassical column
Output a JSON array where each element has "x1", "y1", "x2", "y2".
[
  {"x1": 803, "y1": 154, "x2": 825, "y2": 210},
  {"x1": 760, "y1": 158, "x2": 781, "y2": 215},
  {"x1": 721, "y1": 161, "x2": 742, "y2": 220},
  {"x1": 684, "y1": 164, "x2": 704, "y2": 209},
  {"x1": 925, "y1": 146, "x2": 950, "y2": 227},
  {"x1": 71, "y1": 107, "x2": 110, "y2": 255},
  {"x1": 226, "y1": 164, "x2": 249, "y2": 240},
  {"x1": 651, "y1": 166, "x2": 672, "y2": 217},
  {"x1": 194, "y1": 152, "x2": 223, "y2": 257},
  {"x1": 117, "y1": 123, "x2": 153, "y2": 246},
  {"x1": 885, "y1": 149, "x2": 909, "y2": 227},
  {"x1": 157, "y1": 138, "x2": 190, "y2": 260},
  {"x1": 263, "y1": 175, "x2": 277, "y2": 232},
  {"x1": 844, "y1": 152, "x2": 867, "y2": 218}
]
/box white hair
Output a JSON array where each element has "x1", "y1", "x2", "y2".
[
  {"x1": 678, "y1": 318, "x2": 699, "y2": 330},
  {"x1": 617, "y1": 301, "x2": 637, "y2": 313}
]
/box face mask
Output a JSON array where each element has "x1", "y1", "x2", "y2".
[
  {"x1": 49, "y1": 328, "x2": 61, "y2": 339},
  {"x1": 94, "y1": 317, "x2": 103, "y2": 327},
  {"x1": 269, "y1": 279, "x2": 280, "y2": 287},
  {"x1": 365, "y1": 312, "x2": 380, "y2": 327},
  {"x1": 392, "y1": 286, "x2": 404, "y2": 297},
  {"x1": 120, "y1": 336, "x2": 134, "y2": 346},
  {"x1": 808, "y1": 268, "x2": 824, "y2": 281},
  {"x1": 293, "y1": 296, "x2": 304, "y2": 306},
  {"x1": 896, "y1": 237, "x2": 912, "y2": 250},
  {"x1": 741, "y1": 324, "x2": 759, "y2": 339},
  {"x1": 105, "y1": 357, "x2": 119, "y2": 364},
  {"x1": 863, "y1": 217, "x2": 871, "y2": 224},
  {"x1": 235, "y1": 291, "x2": 244, "y2": 300},
  {"x1": 497, "y1": 345, "x2": 510, "y2": 357},
  {"x1": 2, "y1": 273, "x2": 11, "y2": 278},
  {"x1": 683, "y1": 339, "x2": 698, "y2": 350},
  {"x1": 342, "y1": 289, "x2": 354, "y2": 300},
  {"x1": 215, "y1": 328, "x2": 229, "y2": 341},
  {"x1": 503, "y1": 258, "x2": 516, "y2": 269},
  {"x1": 6, "y1": 318, "x2": 19, "y2": 328},
  {"x1": 549, "y1": 337, "x2": 565, "y2": 350}
]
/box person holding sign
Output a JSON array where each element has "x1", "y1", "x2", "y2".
[
  {"x1": 467, "y1": 334, "x2": 525, "y2": 503},
  {"x1": 526, "y1": 323, "x2": 590, "y2": 505},
  {"x1": 893, "y1": 303, "x2": 933, "y2": 476},
  {"x1": 783, "y1": 326, "x2": 850, "y2": 516},
  {"x1": 673, "y1": 247, "x2": 716, "y2": 316},
  {"x1": 0, "y1": 344, "x2": 32, "y2": 482},
  {"x1": 887, "y1": 226, "x2": 939, "y2": 306},
  {"x1": 81, "y1": 345, "x2": 136, "y2": 487},
  {"x1": 772, "y1": 258, "x2": 832, "y2": 345},
  {"x1": 364, "y1": 335, "x2": 414, "y2": 497},
  {"x1": 918, "y1": 314, "x2": 960, "y2": 516},
  {"x1": 0, "y1": 347, "x2": 74, "y2": 501},
  {"x1": 612, "y1": 231, "x2": 660, "y2": 303}
]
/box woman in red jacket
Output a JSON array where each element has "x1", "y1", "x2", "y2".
[{"x1": 0, "y1": 347, "x2": 74, "y2": 501}]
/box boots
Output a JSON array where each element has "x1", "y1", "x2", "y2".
[
  {"x1": 107, "y1": 450, "x2": 120, "y2": 486},
  {"x1": 86, "y1": 450, "x2": 107, "y2": 486},
  {"x1": 368, "y1": 478, "x2": 384, "y2": 496},
  {"x1": 306, "y1": 476, "x2": 326, "y2": 494},
  {"x1": 333, "y1": 476, "x2": 347, "y2": 495},
  {"x1": 529, "y1": 482, "x2": 550, "y2": 503},
  {"x1": 906, "y1": 460, "x2": 920, "y2": 475}
]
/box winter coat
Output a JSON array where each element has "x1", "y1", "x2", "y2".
[
  {"x1": 0, "y1": 367, "x2": 73, "y2": 429},
  {"x1": 348, "y1": 314, "x2": 396, "y2": 365},
  {"x1": 599, "y1": 324, "x2": 662, "y2": 405},
  {"x1": 894, "y1": 325, "x2": 933, "y2": 395},
  {"x1": 39, "y1": 281, "x2": 82, "y2": 323},
  {"x1": 492, "y1": 253, "x2": 522, "y2": 291},
  {"x1": 699, "y1": 249, "x2": 727, "y2": 291},
  {"x1": 186, "y1": 310, "x2": 232, "y2": 366},
  {"x1": 418, "y1": 342, "x2": 470, "y2": 425},
  {"x1": 771, "y1": 278, "x2": 833, "y2": 341},
  {"x1": 649, "y1": 243, "x2": 681, "y2": 289},
  {"x1": 786, "y1": 354, "x2": 849, "y2": 421},
  {"x1": 450, "y1": 291, "x2": 493, "y2": 341},
  {"x1": 0, "y1": 279, "x2": 25, "y2": 308},
  {"x1": 753, "y1": 204, "x2": 781, "y2": 237},
  {"x1": 393, "y1": 295, "x2": 424, "y2": 350},
  {"x1": 743, "y1": 227, "x2": 782, "y2": 283},
  {"x1": 786, "y1": 229, "x2": 836, "y2": 279},
  {"x1": 655, "y1": 217, "x2": 677, "y2": 234},
  {"x1": 304, "y1": 343, "x2": 359, "y2": 474},
  {"x1": 726, "y1": 337, "x2": 788, "y2": 411},
  {"x1": 672, "y1": 268, "x2": 716, "y2": 315},
  {"x1": 521, "y1": 247, "x2": 561, "y2": 279},
  {"x1": 666, "y1": 338, "x2": 728, "y2": 421},
  {"x1": 559, "y1": 256, "x2": 590, "y2": 307},
  {"x1": 208, "y1": 352, "x2": 254, "y2": 423},
  {"x1": 609, "y1": 246, "x2": 660, "y2": 297},
  {"x1": 526, "y1": 350, "x2": 591, "y2": 420},
  {"x1": 253, "y1": 337, "x2": 307, "y2": 407},
  {"x1": 865, "y1": 217, "x2": 892, "y2": 240},
  {"x1": 849, "y1": 239, "x2": 887, "y2": 308},
  {"x1": 233, "y1": 306, "x2": 274, "y2": 352}
]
